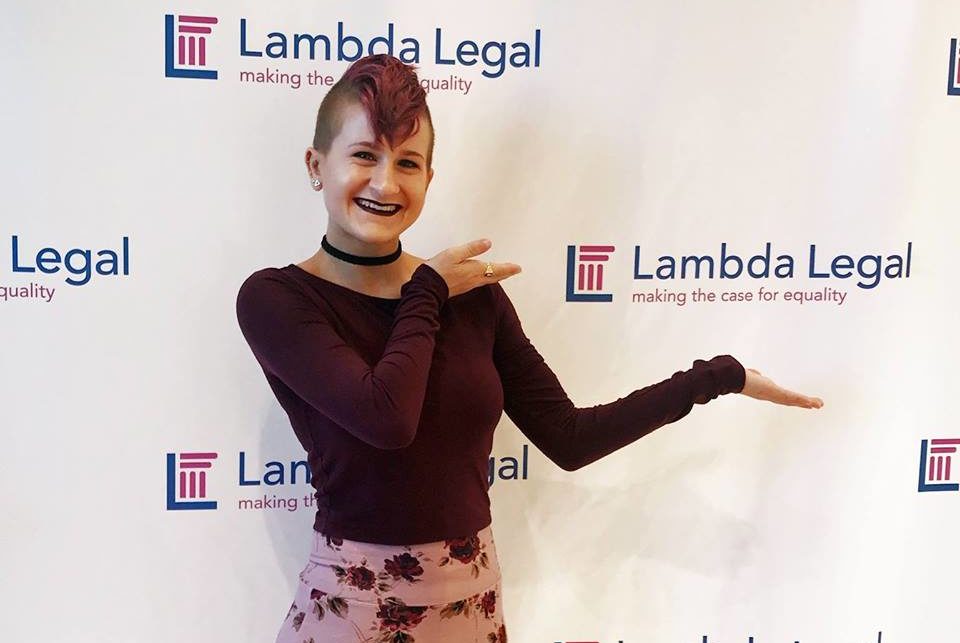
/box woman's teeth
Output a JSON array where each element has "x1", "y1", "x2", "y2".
[{"x1": 355, "y1": 198, "x2": 401, "y2": 216}]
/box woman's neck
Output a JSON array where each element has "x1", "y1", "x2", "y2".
[{"x1": 299, "y1": 247, "x2": 421, "y2": 299}]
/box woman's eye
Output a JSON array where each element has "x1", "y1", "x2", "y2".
[{"x1": 399, "y1": 159, "x2": 420, "y2": 169}]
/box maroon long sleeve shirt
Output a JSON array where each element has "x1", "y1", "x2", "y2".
[{"x1": 236, "y1": 263, "x2": 745, "y2": 545}]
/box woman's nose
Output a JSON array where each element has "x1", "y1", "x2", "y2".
[{"x1": 370, "y1": 162, "x2": 399, "y2": 196}]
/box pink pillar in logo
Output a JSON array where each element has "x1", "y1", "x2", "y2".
[
  {"x1": 576, "y1": 246, "x2": 614, "y2": 293},
  {"x1": 578, "y1": 263, "x2": 605, "y2": 291}
]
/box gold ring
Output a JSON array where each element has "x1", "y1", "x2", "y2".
[{"x1": 483, "y1": 262, "x2": 495, "y2": 278}]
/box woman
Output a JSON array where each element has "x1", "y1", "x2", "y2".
[{"x1": 236, "y1": 54, "x2": 823, "y2": 643}]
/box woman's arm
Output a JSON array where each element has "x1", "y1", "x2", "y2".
[
  {"x1": 491, "y1": 283, "x2": 745, "y2": 471},
  {"x1": 236, "y1": 264, "x2": 448, "y2": 449}
]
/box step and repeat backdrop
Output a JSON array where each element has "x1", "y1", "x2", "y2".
[{"x1": 3, "y1": 1, "x2": 959, "y2": 642}]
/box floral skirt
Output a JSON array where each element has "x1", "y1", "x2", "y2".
[{"x1": 275, "y1": 525, "x2": 507, "y2": 643}]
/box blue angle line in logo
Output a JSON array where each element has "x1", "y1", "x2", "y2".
[{"x1": 949, "y1": 38, "x2": 960, "y2": 96}]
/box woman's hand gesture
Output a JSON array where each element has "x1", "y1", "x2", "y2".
[
  {"x1": 740, "y1": 368, "x2": 824, "y2": 409},
  {"x1": 426, "y1": 239, "x2": 522, "y2": 297}
]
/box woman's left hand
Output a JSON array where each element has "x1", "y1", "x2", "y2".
[{"x1": 739, "y1": 368, "x2": 824, "y2": 409}]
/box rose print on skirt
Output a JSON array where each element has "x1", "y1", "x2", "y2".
[
  {"x1": 383, "y1": 553, "x2": 425, "y2": 583},
  {"x1": 275, "y1": 525, "x2": 506, "y2": 642},
  {"x1": 374, "y1": 597, "x2": 428, "y2": 642},
  {"x1": 439, "y1": 535, "x2": 489, "y2": 579},
  {"x1": 333, "y1": 562, "x2": 378, "y2": 591},
  {"x1": 479, "y1": 590, "x2": 496, "y2": 619},
  {"x1": 487, "y1": 623, "x2": 508, "y2": 643}
]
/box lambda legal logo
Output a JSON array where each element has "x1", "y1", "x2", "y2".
[
  {"x1": 166, "y1": 452, "x2": 219, "y2": 509},
  {"x1": 164, "y1": 14, "x2": 219, "y2": 79},
  {"x1": 917, "y1": 439, "x2": 960, "y2": 492},
  {"x1": 949, "y1": 39, "x2": 960, "y2": 96},
  {"x1": 565, "y1": 244, "x2": 614, "y2": 302}
]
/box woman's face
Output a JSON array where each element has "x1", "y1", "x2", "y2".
[{"x1": 306, "y1": 102, "x2": 434, "y2": 254}]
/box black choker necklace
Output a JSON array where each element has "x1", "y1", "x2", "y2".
[{"x1": 321, "y1": 235, "x2": 402, "y2": 266}]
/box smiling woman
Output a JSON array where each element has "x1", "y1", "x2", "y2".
[
  {"x1": 304, "y1": 99, "x2": 433, "y2": 258},
  {"x1": 301, "y1": 56, "x2": 435, "y2": 269},
  {"x1": 235, "y1": 53, "x2": 822, "y2": 643}
]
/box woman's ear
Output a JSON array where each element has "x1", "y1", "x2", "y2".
[{"x1": 305, "y1": 147, "x2": 323, "y2": 190}]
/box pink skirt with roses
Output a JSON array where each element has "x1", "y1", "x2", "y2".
[{"x1": 275, "y1": 525, "x2": 507, "y2": 643}]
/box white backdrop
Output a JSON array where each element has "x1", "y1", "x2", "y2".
[{"x1": 3, "y1": 1, "x2": 959, "y2": 642}]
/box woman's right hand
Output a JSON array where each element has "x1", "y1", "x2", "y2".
[{"x1": 425, "y1": 239, "x2": 522, "y2": 297}]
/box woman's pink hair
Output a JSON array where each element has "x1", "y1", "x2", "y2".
[{"x1": 312, "y1": 54, "x2": 434, "y2": 166}]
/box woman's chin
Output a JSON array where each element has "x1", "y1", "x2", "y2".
[
  {"x1": 350, "y1": 213, "x2": 414, "y2": 241},
  {"x1": 345, "y1": 221, "x2": 407, "y2": 247}
]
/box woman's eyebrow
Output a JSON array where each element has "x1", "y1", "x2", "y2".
[{"x1": 349, "y1": 141, "x2": 424, "y2": 160}]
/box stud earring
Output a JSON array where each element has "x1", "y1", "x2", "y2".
[{"x1": 312, "y1": 179, "x2": 321, "y2": 188}]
